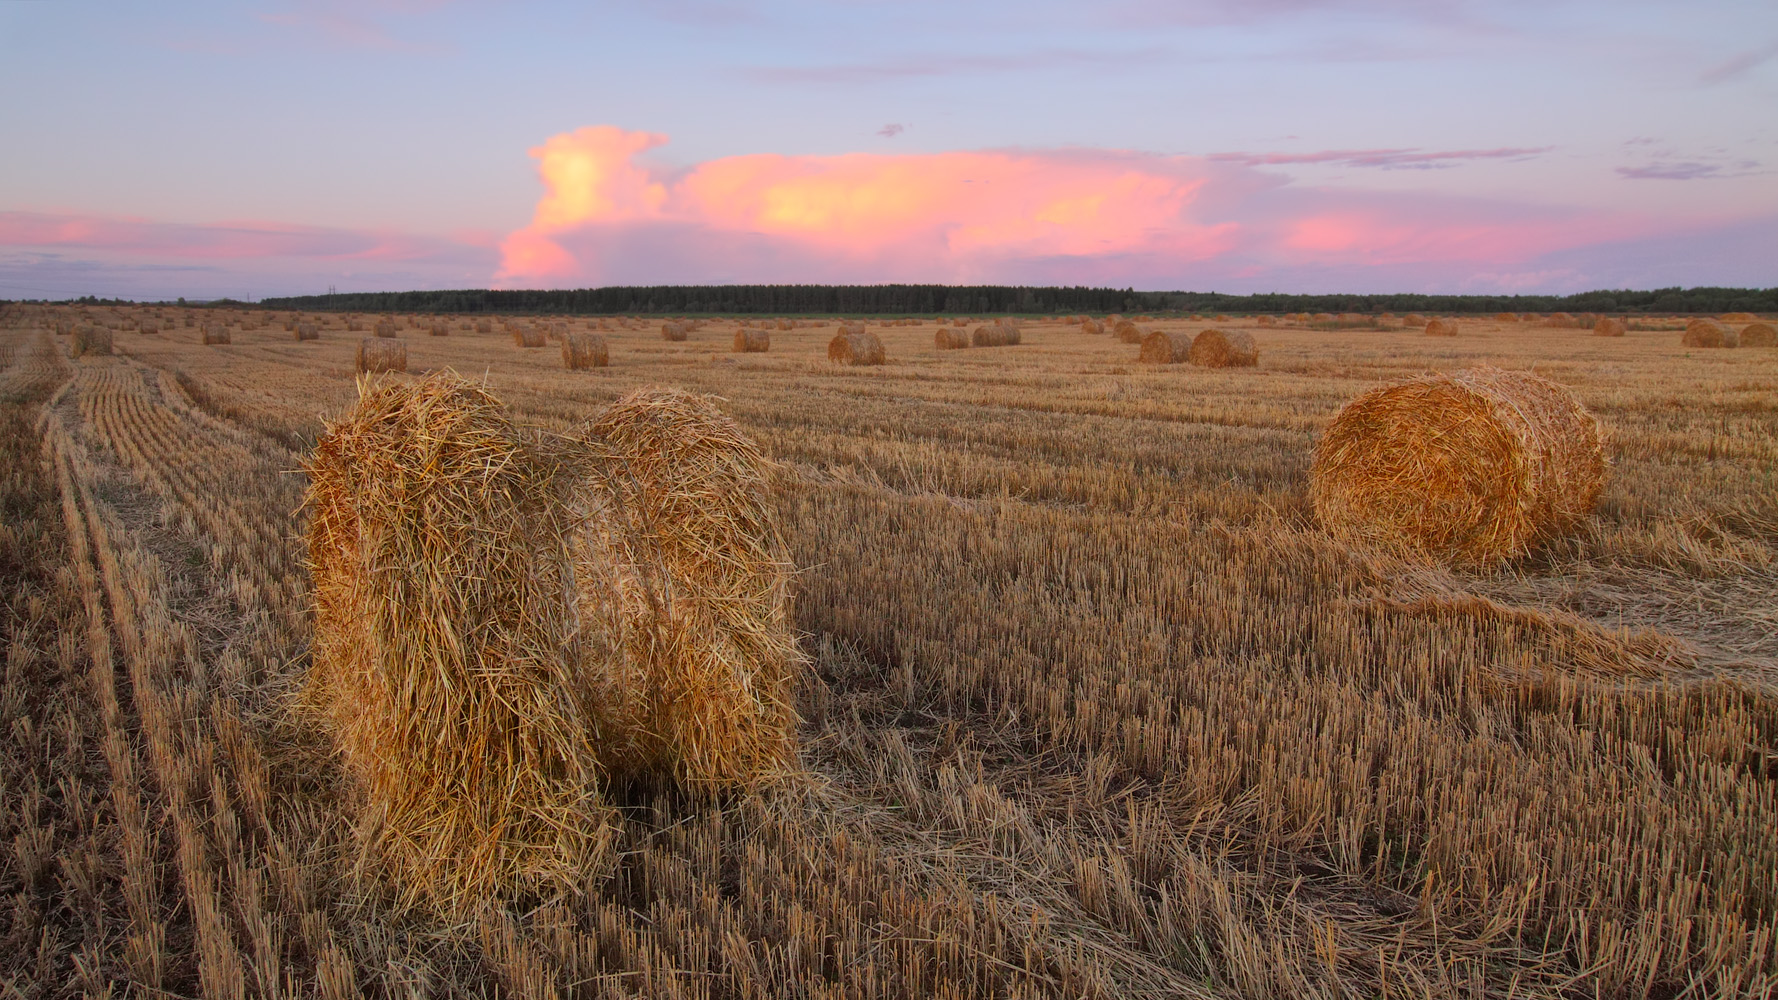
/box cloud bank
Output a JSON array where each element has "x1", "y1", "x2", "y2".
[{"x1": 497, "y1": 126, "x2": 1741, "y2": 292}]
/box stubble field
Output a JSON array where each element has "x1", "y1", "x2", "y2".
[{"x1": 1, "y1": 305, "x2": 1774, "y2": 998}]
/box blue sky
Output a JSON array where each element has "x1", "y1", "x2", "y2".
[{"x1": 2, "y1": 0, "x2": 1773, "y2": 298}]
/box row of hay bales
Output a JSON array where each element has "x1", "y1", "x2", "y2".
[
  {"x1": 305, "y1": 373, "x2": 801, "y2": 911},
  {"x1": 1138, "y1": 329, "x2": 1259, "y2": 367},
  {"x1": 1683, "y1": 317, "x2": 1776, "y2": 348}
]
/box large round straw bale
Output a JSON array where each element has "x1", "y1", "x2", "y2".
[
  {"x1": 1309, "y1": 367, "x2": 1605, "y2": 563},
  {"x1": 828, "y1": 328, "x2": 885, "y2": 365},
  {"x1": 935, "y1": 327, "x2": 971, "y2": 350},
  {"x1": 1424, "y1": 318, "x2": 1459, "y2": 337},
  {"x1": 1592, "y1": 317, "x2": 1627, "y2": 337},
  {"x1": 374, "y1": 319, "x2": 398, "y2": 338},
  {"x1": 513, "y1": 327, "x2": 547, "y2": 348},
  {"x1": 733, "y1": 328, "x2": 770, "y2": 353},
  {"x1": 475, "y1": 318, "x2": 492, "y2": 334},
  {"x1": 202, "y1": 324, "x2": 231, "y2": 345},
  {"x1": 563, "y1": 332, "x2": 609, "y2": 369},
  {"x1": 1740, "y1": 322, "x2": 1776, "y2": 347},
  {"x1": 304, "y1": 373, "x2": 614, "y2": 912},
  {"x1": 1545, "y1": 312, "x2": 1576, "y2": 329},
  {"x1": 572, "y1": 388, "x2": 803, "y2": 788},
  {"x1": 661, "y1": 322, "x2": 689, "y2": 342},
  {"x1": 1189, "y1": 329, "x2": 1258, "y2": 368},
  {"x1": 356, "y1": 337, "x2": 407, "y2": 374},
  {"x1": 1112, "y1": 320, "x2": 1144, "y2": 344},
  {"x1": 428, "y1": 322, "x2": 449, "y2": 337},
  {"x1": 71, "y1": 325, "x2": 113, "y2": 357},
  {"x1": 1138, "y1": 330, "x2": 1191, "y2": 364},
  {"x1": 972, "y1": 324, "x2": 1019, "y2": 347},
  {"x1": 139, "y1": 320, "x2": 160, "y2": 335},
  {"x1": 1683, "y1": 318, "x2": 1736, "y2": 348},
  {"x1": 295, "y1": 323, "x2": 320, "y2": 341},
  {"x1": 1080, "y1": 319, "x2": 1105, "y2": 335}
]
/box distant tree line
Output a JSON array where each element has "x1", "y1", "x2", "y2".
[{"x1": 14, "y1": 284, "x2": 1774, "y2": 316}]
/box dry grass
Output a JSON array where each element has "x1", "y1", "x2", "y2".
[
  {"x1": 1309, "y1": 367, "x2": 1606, "y2": 563},
  {"x1": 2, "y1": 306, "x2": 1776, "y2": 999}
]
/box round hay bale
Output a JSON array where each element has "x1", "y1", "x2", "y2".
[
  {"x1": 1311, "y1": 312, "x2": 1336, "y2": 326},
  {"x1": 1494, "y1": 312, "x2": 1518, "y2": 322},
  {"x1": 71, "y1": 325, "x2": 113, "y2": 357},
  {"x1": 733, "y1": 328, "x2": 770, "y2": 353},
  {"x1": 1592, "y1": 317, "x2": 1627, "y2": 337},
  {"x1": 475, "y1": 318, "x2": 493, "y2": 334},
  {"x1": 563, "y1": 332, "x2": 609, "y2": 369},
  {"x1": 1401, "y1": 313, "x2": 1428, "y2": 327},
  {"x1": 951, "y1": 318, "x2": 968, "y2": 328},
  {"x1": 1256, "y1": 315, "x2": 1277, "y2": 327},
  {"x1": 573, "y1": 388, "x2": 804, "y2": 788},
  {"x1": 373, "y1": 319, "x2": 398, "y2": 338},
  {"x1": 428, "y1": 322, "x2": 449, "y2": 337},
  {"x1": 1424, "y1": 318, "x2": 1459, "y2": 337},
  {"x1": 1740, "y1": 322, "x2": 1776, "y2": 347},
  {"x1": 1310, "y1": 368, "x2": 1605, "y2": 563},
  {"x1": 294, "y1": 323, "x2": 320, "y2": 342},
  {"x1": 1682, "y1": 318, "x2": 1736, "y2": 348},
  {"x1": 1188, "y1": 329, "x2": 1258, "y2": 368},
  {"x1": 356, "y1": 337, "x2": 407, "y2": 374},
  {"x1": 1112, "y1": 320, "x2": 1144, "y2": 344},
  {"x1": 513, "y1": 327, "x2": 547, "y2": 348},
  {"x1": 1720, "y1": 312, "x2": 1758, "y2": 323},
  {"x1": 972, "y1": 324, "x2": 1017, "y2": 347},
  {"x1": 935, "y1": 327, "x2": 971, "y2": 350},
  {"x1": 1545, "y1": 312, "x2": 1576, "y2": 329},
  {"x1": 202, "y1": 324, "x2": 231, "y2": 345},
  {"x1": 660, "y1": 322, "x2": 689, "y2": 342},
  {"x1": 139, "y1": 320, "x2": 160, "y2": 335},
  {"x1": 304, "y1": 373, "x2": 615, "y2": 913},
  {"x1": 347, "y1": 319, "x2": 364, "y2": 332},
  {"x1": 1080, "y1": 319, "x2": 1105, "y2": 335},
  {"x1": 828, "y1": 328, "x2": 885, "y2": 366},
  {"x1": 1138, "y1": 330, "x2": 1191, "y2": 364}
]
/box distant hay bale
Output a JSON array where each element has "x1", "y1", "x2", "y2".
[
  {"x1": 428, "y1": 322, "x2": 449, "y2": 337},
  {"x1": 574, "y1": 387, "x2": 803, "y2": 788},
  {"x1": 139, "y1": 320, "x2": 160, "y2": 335},
  {"x1": 1080, "y1": 319, "x2": 1105, "y2": 335},
  {"x1": 1425, "y1": 319, "x2": 1459, "y2": 337},
  {"x1": 1401, "y1": 313, "x2": 1428, "y2": 327},
  {"x1": 1545, "y1": 312, "x2": 1577, "y2": 329},
  {"x1": 1309, "y1": 367, "x2": 1606, "y2": 563},
  {"x1": 972, "y1": 323, "x2": 1020, "y2": 347},
  {"x1": 562, "y1": 332, "x2": 609, "y2": 369},
  {"x1": 71, "y1": 325, "x2": 113, "y2": 357},
  {"x1": 1256, "y1": 315, "x2": 1277, "y2": 326},
  {"x1": 733, "y1": 328, "x2": 770, "y2": 353},
  {"x1": 348, "y1": 319, "x2": 364, "y2": 332},
  {"x1": 356, "y1": 338, "x2": 407, "y2": 374},
  {"x1": 1682, "y1": 318, "x2": 1736, "y2": 348},
  {"x1": 951, "y1": 318, "x2": 967, "y2": 328},
  {"x1": 1112, "y1": 320, "x2": 1144, "y2": 344},
  {"x1": 828, "y1": 328, "x2": 885, "y2": 365},
  {"x1": 304, "y1": 373, "x2": 615, "y2": 912},
  {"x1": 475, "y1": 318, "x2": 492, "y2": 334},
  {"x1": 660, "y1": 322, "x2": 689, "y2": 342},
  {"x1": 1720, "y1": 312, "x2": 1758, "y2": 323},
  {"x1": 1593, "y1": 317, "x2": 1627, "y2": 337},
  {"x1": 1311, "y1": 312, "x2": 1336, "y2": 326},
  {"x1": 513, "y1": 327, "x2": 547, "y2": 348},
  {"x1": 202, "y1": 325, "x2": 232, "y2": 345},
  {"x1": 1189, "y1": 329, "x2": 1258, "y2": 368},
  {"x1": 374, "y1": 319, "x2": 398, "y2": 338},
  {"x1": 935, "y1": 327, "x2": 971, "y2": 350},
  {"x1": 295, "y1": 323, "x2": 320, "y2": 342},
  {"x1": 1494, "y1": 312, "x2": 1518, "y2": 322},
  {"x1": 775, "y1": 318, "x2": 792, "y2": 332},
  {"x1": 1740, "y1": 322, "x2": 1776, "y2": 347},
  {"x1": 1138, "y1": 330, "x2": 1191, "y2": 364}
]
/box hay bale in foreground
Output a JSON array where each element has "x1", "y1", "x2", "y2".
[
  {"x1": 1593, "y1": 317, "x2": 1627, "y2": 337},
  {"x1": 972, "y1": 324, "x2": 1019, "y2": 347},
  {"x1": 1425, "y1": 319, "x2": 1459, "y2": 337},
  {"x1": 202, "y1": 325, "x2": 231, "y2": 345},
  {"x1": 1741, "y1": 322, "x2": 1776, "y2": 347},
  {"x1": 1309, "y1": 367, "x2": 1605, "y2": 563},
  {"x1": 574, "y1": 388, "x2": 803, "y2": 788},
  {"x1": 1683, "y1": 318, "x2": 1736, "y2": 348},
  {"x1": 1112, "y1": 320, "x2": 1144, "y2": 344},
  {"x1": 828, "y1": 328, "x2": 885, "y2": 365},
  {"x1": 935, "y1": 327, "x2": 971, "y2": 350},
  {"x1": 356, "y1": 337, "x2": 407, "y2": 374},
  {"x1": 1189, "y1": 329, "x2": 1258, "y2": 368},
  {"x1": 1138, "y1": 330, "x2": 1191, "y2": 364},
  {"x1": 563, "y1": 332, "x2": 609, "y2": 370},
  {"x1": 304, "y1": 373, "x2": 615, "y2": 912},
  {"x1": 72, "y1": 325, "x2": 112, "y2": 357},
  {"x1": 733, "y1": 328, "x2": 770, "y2": 353}
]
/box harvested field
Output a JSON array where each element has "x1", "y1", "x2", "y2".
[{"x1": 1, "y1": 305, "x2": 1776, "y2": 998}]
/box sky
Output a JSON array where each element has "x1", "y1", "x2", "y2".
[{"x1": 1, "y1": 0, "x2": 1774, "y2": 299}]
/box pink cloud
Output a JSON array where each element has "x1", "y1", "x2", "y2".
[
  {"x1": 1209, "y1": 146, "x2": 1552, "y2": 169},
  {"x1": 0, "y1": 211, "x2": 475, "y2": 262},
  {"x1": 495, "y1": 126, "x2": 1654, "y2": 289}
]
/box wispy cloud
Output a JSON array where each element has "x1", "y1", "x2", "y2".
[
  {"x1": 740, "y1": 47, "x2": 1169, "y2": 84},
  {"x1": 877, "y1": 123, "x2": 907, "y2": 138},
  {"x1": 1616, "y1": 159, "x2": 1763, "y2": 181},
  {"x1": 1700, "y1": 41, "x2": 1778, "y2": 85},
  {"x1": 258, "y1": 0, "x2": 458, "y2": 51},
  {"x1": 1209, "y1": 146, "x2": 1551, "y2": 170}
]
